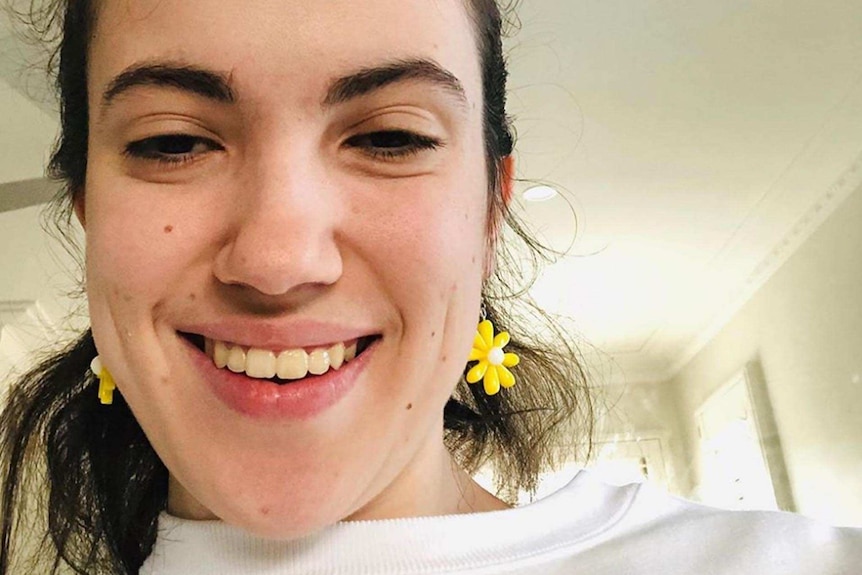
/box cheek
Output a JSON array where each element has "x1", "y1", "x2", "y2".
[
  {"x1": 352, "y1": 176, "x2": 487, "y2": 395},
  {"x1": 366, "y1": 192, "x2": 486, "y2": 362},
  {"x1": 84, "y1": 175, "x2": 211, "y2": 307},
  {"x1": 356, "y1": 179, "x2": 487, "y2": 290}
]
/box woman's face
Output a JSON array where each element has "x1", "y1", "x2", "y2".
[{"x1": 82, "y1": 0, "x2": 491, "y2": 538}]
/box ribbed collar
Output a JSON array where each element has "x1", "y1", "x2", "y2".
[{"x1": 140, "y1": 470, "x2": 640, "y2": 575}]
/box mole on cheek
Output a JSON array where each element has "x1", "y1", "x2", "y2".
[
  {"x1": 164, "y1": 225, "x2": 174, "y2": 233},
  {"x1": 406, "y1": 403, "x2": 413, "y2": 410},
  {"x1": 188, "y1": 293, "x2": 197, "y2": 301}
]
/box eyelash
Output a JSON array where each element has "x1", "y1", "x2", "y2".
[
  {"x1": 344, "y1": 130, "x2": 443, "y2": 160},
  {"x1": 123, "y1": 135, "x2": 219, "y2": 167},
  {"x1": 123, "y1": 130, "x2": 443, "y2": 167}
]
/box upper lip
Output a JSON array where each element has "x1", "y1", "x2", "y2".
[{"x1": 176, "y1": 318, "x2": 379, "y2": 351}]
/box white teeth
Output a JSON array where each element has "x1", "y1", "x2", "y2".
[
  {"x1": 214, "y1": 340, "x2": 230, "y2": 369},
  {"x1": 246, "y1": 349, "x2": 277, "y2": 379},
  {"x1": 307, "y1": 349, "x2": 330, "y2": 375},
  {"x1": 276, "y1": 349, "x2": 308, "y2": 380},
  {"x1": 344, "y1": 342, "x2": 357, "y2": 362},
  {"x1": 329, "y1": 342, "x2": 345, "y2": 370},
  {"x1": 205, "y1": 337, "x2": 368, "y2": 381},
  {"x1": 227, "y1": 346, "x2": 246, "y2": 373}
]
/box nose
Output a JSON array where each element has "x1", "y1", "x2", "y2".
[{"x1": 213, "y1": 152, "x2": 344, "y2": 298}]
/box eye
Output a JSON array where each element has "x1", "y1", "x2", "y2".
[
  {"x1": 344, "y1": 130, "x2": 442, "y2": 160},
  {"x1": 124, "y1": 134, "x2": 223, "y2": 166}
]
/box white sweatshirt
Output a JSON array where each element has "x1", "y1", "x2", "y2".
[{"x1": 140, "y1": 469, "x2": 861, "y2": 574}]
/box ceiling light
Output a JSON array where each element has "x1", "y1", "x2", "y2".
[{"x1": 522, "y1": 185, "x2": 559, "y2": 202}]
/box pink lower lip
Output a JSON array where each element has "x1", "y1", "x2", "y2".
[{"x1": 181, "y1": 335, "x2": 376, "y2": 420}]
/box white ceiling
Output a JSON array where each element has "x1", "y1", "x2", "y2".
[
  {"x1": 504, "y1": 0, "x2": 862, "y2": 381},
  {"x1": 2, "y1": 1, "x2": 862, "y2": 383}
]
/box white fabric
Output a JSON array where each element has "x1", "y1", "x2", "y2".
[{"x1": 140, "y1": 469, "x2": 861, "y2": 574}]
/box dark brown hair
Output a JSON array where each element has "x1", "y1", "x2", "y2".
[{"x1": 0, "y1": 1, "x2": 593, "y2": 573}]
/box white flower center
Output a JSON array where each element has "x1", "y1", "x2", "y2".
[{"x1": 488, "y1": 347, "x2": 505, "y2": 366}]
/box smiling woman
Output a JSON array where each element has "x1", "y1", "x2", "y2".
[{"x1": 0, "y1": 1, "x2": 860, "y2": 574}]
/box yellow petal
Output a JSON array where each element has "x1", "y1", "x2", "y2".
[
  {"x1": 468, "y1": 348, "x2": 485, "y2": 361},
  {"x1": 466, "y1": 361, "x2": 488, "y2": 384},
  {"x1": 473, "y1": 333, "x2": 489, "y2": 352},
  {"x1": 483, "y1": 367, "x2": 500, "y2": 395},
  {"x1": 502, "y1": 353, "x2": 520, "y2": 367},
  {"x1": 478, "y1": 320, "x2": 494, "y2": 348},
  {"x1": 98, "y1": 373, "x2": 116, "y2": 405},
  {"x1": 493, "y1": 331, "x2": 510, "y2": 348},
  {"x1": 102, "y1": 370, "x2": 116, "y2": 389},
  {"x1": 498, "y1": 365, "x2": 515, "y2": 388}
]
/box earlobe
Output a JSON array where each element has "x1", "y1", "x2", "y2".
[
  {"x1": 483, "y1": 250, "x2": 496, "y2": 280},
  {"x1": 72, "y1": 190, "x2": 86, "y2": 229},
  {"x1": 500, "y1": 155, "x2": 515, "y2": 209}
]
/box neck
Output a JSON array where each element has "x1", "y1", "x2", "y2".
[{"x1": 345, "y1": 432, "x2": 510, "y2": 522}]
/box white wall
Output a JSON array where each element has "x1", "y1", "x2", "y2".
[
  {"x1": 0, "y1": 204, "x2": 82, "y2": 309},
  {"x1": 0, "y1": 204, "x2": 85, "y2": 384},
  {"x1": 0, "y1": 78, "x2": 56, "y2": 185},
  {"x1": 592, "y1": 380, "x2": 688, "y2": 494},
  {"x1": 669, "y1": 181, "x2": 862, "y2": 527}
]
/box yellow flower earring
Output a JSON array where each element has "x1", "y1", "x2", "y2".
[
  {"x1": 466, "y1": 312, "x2": 520, "y2": 396},
  {"x1": 90, "y1": 356, "x2": 117, "y2": 405}
]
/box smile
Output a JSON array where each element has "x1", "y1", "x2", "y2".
[{"x1": 180, "y1": 333, "x2": 379, "y2": 384}]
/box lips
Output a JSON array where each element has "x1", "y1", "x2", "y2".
[{"x1": 178, "y1": 330, "x2": 381, "y2": 419}]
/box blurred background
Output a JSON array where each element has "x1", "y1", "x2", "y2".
[{"x1": 1, "y1": 1, "x2": 860, "y2": 527}]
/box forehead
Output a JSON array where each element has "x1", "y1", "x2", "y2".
[{"x1": 89, "y1": 0, "x2": 482, "y2": 109}]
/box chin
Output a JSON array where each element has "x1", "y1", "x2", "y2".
[
  {"x1": 221, "y1": 502, "x2": 351, "y2": 541},
  {"x1": 199, "y1": 478, "x2": 365, "y2": 541},
  {"x1": 232, "y1": 517, "x2": 328, "y2": 542}
]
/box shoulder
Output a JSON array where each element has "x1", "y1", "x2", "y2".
[{"x1": 533, "y1": 470, "x2": 862, "y2": 574}]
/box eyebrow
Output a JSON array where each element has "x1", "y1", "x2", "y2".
[
  {"x1": 99, "y1": 58, "x2": 468, "y2": 115},
  {"x1": 101, "y1": 62, "x2": 237, "y2": 112},
  {"x1": 322, "y1": 58, "x2": 467, "y2": 108}
]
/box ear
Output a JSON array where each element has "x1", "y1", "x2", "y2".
[
  {"x1": 500, "y1": 155, "x2": 515, "y2": 209},
  {"x1": 72, "y1": 189, "x2": 86, "y2": 229},
  {"x1": 483, "y1": 156, "x2": 515, "y2": 280},
  {"x1": 483, "y1": 246, "x2": 497, "y2": 281}
]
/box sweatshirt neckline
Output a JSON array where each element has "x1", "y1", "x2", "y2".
[{"x1": 144, "y1": 470, "x2": 642, "y2": 574}]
